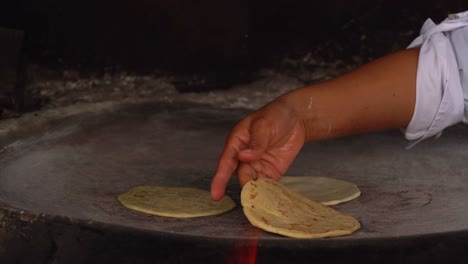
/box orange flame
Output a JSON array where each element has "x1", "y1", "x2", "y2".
[{"x1": 227, "y1": 230, "x2": 260, "y2": 264}]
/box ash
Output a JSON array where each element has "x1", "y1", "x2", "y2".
[
  {"x1": 27, "y1": 55, "x2": 358, "y2": 111},
  {"x1": 0, "y1": 54, "x2": 359, "y2": 135}
]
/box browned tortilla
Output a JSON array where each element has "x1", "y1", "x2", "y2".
[{"x1": 241, "y1": 178, "x2": 360, "y2": 238}]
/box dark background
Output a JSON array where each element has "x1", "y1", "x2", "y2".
[{"x1": 1, "y1": 0, "x2": 467, "y2": 74}]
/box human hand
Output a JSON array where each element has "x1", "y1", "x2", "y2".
[
  {"x1": 210, "y1": 48, "x2": 420, "y2": 201},
  {"x1": 210, "y1": 98, "x2": 306, "y2": 200}
]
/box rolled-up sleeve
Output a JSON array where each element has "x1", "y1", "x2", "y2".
[{"x1": 404, "y1": 11, "x2": 468, "y2": 145}]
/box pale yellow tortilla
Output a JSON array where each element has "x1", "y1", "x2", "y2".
[
  {"x1": 118, "y1": 186, "x2": 236, "y2": 218},
  {"x1": 279, "y1": 176, "x2": 361, "y2": 205},
  {"x1": 241, "y1": 178, "x2": 360, "y2": 239}
]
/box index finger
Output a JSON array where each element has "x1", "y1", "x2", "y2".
[{"x1": 210, "y1": 133, "x2": 246, "y2": 201}]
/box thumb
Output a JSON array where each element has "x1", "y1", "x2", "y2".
[{"x1": 238, "y1": 118, "x2": 271, "y2": 162}]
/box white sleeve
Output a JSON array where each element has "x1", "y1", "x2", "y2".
[
  {"x1": 450, "y1": 26, "x2": 468, "y2": 123},
  {"x1": 403, "y1": 11, "x2": 468, "y2": 146}
]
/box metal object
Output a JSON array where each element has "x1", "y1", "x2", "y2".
[{"x1": 0, "y1": 102, "x2": 468, "y2": 263}]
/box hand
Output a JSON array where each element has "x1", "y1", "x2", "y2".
[
  {"x1": 210, "y1": 98, "x2": 306, "y2": 200},
  {"x1": 210, "y1": 48, "x2": 419, "y2": 201}
]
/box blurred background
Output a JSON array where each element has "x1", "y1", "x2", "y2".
[{"x1": 1, "y1": 0, "x2": 467, "y2": 117}]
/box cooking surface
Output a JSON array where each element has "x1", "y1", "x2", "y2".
[{"x1": 0, "y1": 101, "x2": 467, "y2": 242}]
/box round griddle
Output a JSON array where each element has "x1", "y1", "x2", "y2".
[{"x1": 1, "y1": 101, "x2": 468, "y2": 263}]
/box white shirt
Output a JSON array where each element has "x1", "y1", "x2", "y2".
[{"x1": 404, "y1": 11, "x2": 468, "y2": 146}]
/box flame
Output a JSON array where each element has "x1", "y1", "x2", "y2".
[{"x1": 227, "y1": 230, "x2": 259, "y2": 264}]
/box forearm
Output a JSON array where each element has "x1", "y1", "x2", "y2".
[{"x1": 280, "y1": 48, "x2": 419, "y2": 142}]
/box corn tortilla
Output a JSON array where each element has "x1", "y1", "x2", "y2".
[
  {"x1": 280, "y1": 176, "x2": 361, "y2": 206},
  {"x1": 241, "y1": 178, "x2": 360, "y2": 238},
  {"x1": 118, "y1": 186, "x2": 236, "y2": 218}
]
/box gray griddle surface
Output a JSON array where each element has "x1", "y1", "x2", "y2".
[{"x1": 0, "y1": 102, "x2": 467, "y2": 243}]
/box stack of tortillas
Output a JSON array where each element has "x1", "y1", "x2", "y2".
[{"x1": 241, "y1": 178, "x2": 360, "y2": 239}]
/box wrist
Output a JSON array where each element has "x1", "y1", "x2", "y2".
[{"x1": 278, "y1": 87, "x2": 324, "y2": 142}]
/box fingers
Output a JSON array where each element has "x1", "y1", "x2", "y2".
[
  {"x1": 211, "y1": 116, "x2": 275, "y2": 200},
  {"x1": 238, "y1": 118, "x2": 271, "y2": 162},
  {"x1": 211, "y1": 128, "x2": 248, "y2": 201},
  {"x1": 211, "y1": 144, "x2": 238, "y2": 200},
  {"x1": 238, "y1": 161, "x2": 282, "y2": 185},
  {"x1": 236, "y1": 163, "x2": 256, "y2": 187},
  {"x1": 210, "y1": 180, "x2": 227, "y2": 201}
]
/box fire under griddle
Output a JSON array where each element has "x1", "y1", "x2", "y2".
[{"x1": 0, "y1": 101, "x2": 468, "y2": 263}]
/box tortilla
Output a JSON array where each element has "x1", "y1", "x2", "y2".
[
  {"x1": 118, "y1": 186, "x2": 236, "y2": 218},
  {"x1": 279, "y1": 176, "x2": 361, "y2": 205},
  {"x1": 241, "y1": 178, "x2": 360, "y2": 239}
]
